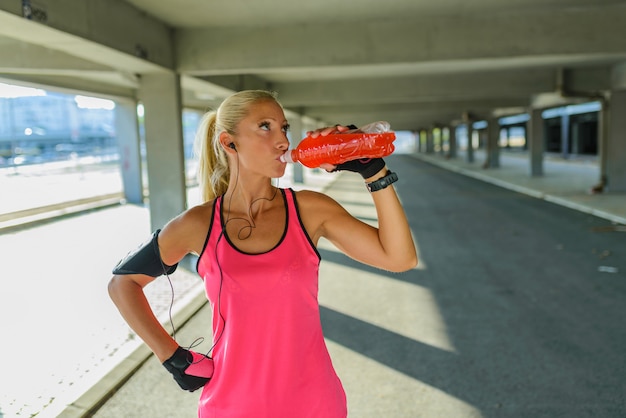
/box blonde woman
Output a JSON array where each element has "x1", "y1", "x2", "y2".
[{"x1": 109, "y1": 90, "x2": 417, "y2": 418}]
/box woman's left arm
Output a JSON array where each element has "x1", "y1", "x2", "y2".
[{"x1": 305, "y1": 166, "x2": 418, "y2": 272}]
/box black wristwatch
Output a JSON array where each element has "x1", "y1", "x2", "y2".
[{"x1": 366, "y1": 171, "x2": 398, "y2": 192}]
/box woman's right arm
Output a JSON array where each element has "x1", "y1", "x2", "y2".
[
  {"x1": 108, "y1": 272, "x2": 179, "y2": 362},
  {"x1": 107, "y1": 204, "x2": 211, "y2": 362}
]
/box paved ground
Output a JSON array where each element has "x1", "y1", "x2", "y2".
[
  {"x1": 1, "y1": 151, "x2": 625, "y2": 418},
  {"x1": 0, "y1": 166, "x2": 335, "y2": 418},
  {"x1": 91, "y1": 154, "x2": 625, "y2": 418}
]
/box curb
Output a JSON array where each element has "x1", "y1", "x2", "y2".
[
  {"x1": 57, "y1": 284, "x2": 207, "y2": 418},
  {"x1": 0, "y1": 194, "x2": 125, "y2": 233},
  {"x1": 411, "y1": 153, "x2": 626, "y2": 226}
]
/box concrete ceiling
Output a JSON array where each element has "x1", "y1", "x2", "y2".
[{"x1": 2, "y1": 0, "x2": 626, "y2": 131}]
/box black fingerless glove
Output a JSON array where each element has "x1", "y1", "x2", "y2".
[
  {"x1": 162, "y1": 346, "x2": 214, "y2": 392},
  {"x1": 334, "y1": 158, "x2": 386, "y2": 179}
]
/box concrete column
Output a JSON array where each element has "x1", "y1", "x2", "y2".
[
  {"x1": 288, "y1": 114, "x2": 304, "y2": 183},
  {"x1": 448, "y1": 125, "x2": 457, "y2": 159},
  {"x1": 139, "y1": 72, "x2": 186, "y2": 231},
  {"x1": 503, "y1": 127, "x2": 510, "y2": 149},
  {"x1": 426, "y1": 129, "x2": 434, "y2": 153},
  {"x1": 606, "y1": 90, "x2": 626, "y2": 191},
  {"x1": 570, "y1": 119, "x2": 580, "y2": 155},
  {"x1": 597, "y1": 100, "x2": 609, "y2": 190},
  {"x1": 486, "y1": 117, "x2": 500, "y2": 168},
  {"x1": 114, "y1": 99, "x2": 143, "y2": 204},
  {"x1": 417, "y1": 130, "x2": 424, "y2": 153},
  {"x1": 438, "y1": 128, "x2": 445, "y2": 155},
  {"x1": 561, "y1": 112, "x2": 570, "y2": 158},
  {"x1": 463, "y1": 113, "x2": 474, "y2": 163},
  {"x1": 528, "y1": 108, "x2": 544, "y2": 176},
  {"x1": 435, "y1": 128, "x2": 443, "y2": 154}
]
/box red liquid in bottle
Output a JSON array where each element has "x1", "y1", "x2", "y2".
[{"x1": 281, "y1": 130, "x2": 396, "y2": 168}]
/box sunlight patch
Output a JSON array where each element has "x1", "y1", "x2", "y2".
[
  {"x1": 326, "y1": 340, "x2": 483, "y2": 418},
  {"x1": 319, "y1": 260, "x2": 455, "y2": 353}
]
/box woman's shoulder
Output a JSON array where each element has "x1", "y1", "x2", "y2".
[
  {"x1": 165, "y1": 200, "x2": 216, "y2": 234},
  {"x1": 292, "y1": 188, "x2": 329, "y2": 204},
  {"x1": 181, "y1": 200, "x2": 216, "y2": 225},
  {"x1": 292, "y1": 189, "x2": 343, "y2": 214},
  {"x1": 162, "y1": 200, "x2": 217, "y2": 255},
  {"x1": 290, "y1": 188, "x2": 350, "y2": 243}
]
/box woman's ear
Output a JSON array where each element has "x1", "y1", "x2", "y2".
[{"x1": 219, "y1": 131, "x2": 236, "y2": 153}]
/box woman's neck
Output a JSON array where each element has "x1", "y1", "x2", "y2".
[{"x1": 223, "y1": 176, "x2": 279, "y2": 215}]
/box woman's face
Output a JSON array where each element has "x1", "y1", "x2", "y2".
[{"x1": 233, "y1": 99, "x2": 290, "y2": 178}]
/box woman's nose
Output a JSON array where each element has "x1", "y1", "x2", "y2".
[{"x1": 277, "y1": 136, "x2": 289, "y2": 150}]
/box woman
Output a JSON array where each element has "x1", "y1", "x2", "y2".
[{"x1": 108, "y1": 90, "x2": 417, "y2": 417}]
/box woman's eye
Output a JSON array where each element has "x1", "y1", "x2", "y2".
[
  {"x1": 282, "y1": 124, "x2": 290, "y2": 133},
  {"x1": 259, "y1": 122, "x2": 270, "y2": 131}
]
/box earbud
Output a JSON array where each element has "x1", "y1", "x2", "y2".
[{"x1": 228, "y1": 143, "x2": 236, "y2": 150}]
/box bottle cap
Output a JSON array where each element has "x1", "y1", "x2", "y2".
[
  {"x1": 279, "y1": 151, "x2": 294, "y2": 163},
  {"x1": 360, "y1": 121, "x2": 391, "y2": 133}
]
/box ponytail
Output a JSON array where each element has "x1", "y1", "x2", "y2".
[{"x1": 194, "y1": 111, "x2": 229, "y2": 202}]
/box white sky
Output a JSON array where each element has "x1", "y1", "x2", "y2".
[
  {"x1": 1, "y1": 82, "x2": 116, "y2": 110},
  {"x1": 0, "y1": 82, "x2": 46, "y2": 98}
]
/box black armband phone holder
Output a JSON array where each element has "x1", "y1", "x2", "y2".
[{"x1": 112, "y1": 229, "x2": 178, "y2": 277}]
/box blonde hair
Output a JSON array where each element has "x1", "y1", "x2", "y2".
[{"x1": 194, "y1": 90, "x2": 281, "y2": 202}]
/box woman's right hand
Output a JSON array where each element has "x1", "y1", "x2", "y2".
[{"x1": 162, "y1": 346, "x2": 214, "y2": 392}]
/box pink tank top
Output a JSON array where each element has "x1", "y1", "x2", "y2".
[{"x1": 196, "y1": 188, "x2": 347, "y2": 418}]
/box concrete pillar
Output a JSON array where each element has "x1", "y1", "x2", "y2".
[
  {"x1": 448, "y1": 125, "x2": 457, "y2": 159},
  {"x1": 288, "y1": 114, "x2": 304, "y2": 183},
  {"x1": 463, "y1": 113, "x2": 474, "y2": 163},
  {"x1": 561, "y1": 112, "x2": 570, "y2": 158},
  {"x1": 139, "y1": 72, "x2": 186, "y2": 231},
  {"x1": 597, "y1": 100, "x2": 609, "y2": 189},
  {"x1": 503, "y1": 127, "x2": 510, "y2": 149},
  {"x1": 570, "y1": 119, "x2": 580, "y2": 155},
  {"x1": 438, "y1": 128, "x2": 445, "y2": 155},
  {"x1": 435, "y1": 128, "x2": 444, "y2": 154},
  {"x1": 114, "y1": 99, "x2": 143, "y2": 204},
  {"x1": 606, "y1": 90, "x2": 626, "y2": 191},
  {"x1": 417, "y1": 130, "x2": 424, "y2": 153},
  {"x1": 426, "y1": 129, "x2": 434, "y2": 153},
  {"x1": 486, "y1": 117, "x2": 500, "y2": 168},
  {"x1": 528, "y1": 108, "x2": 544, "y2": 176}
]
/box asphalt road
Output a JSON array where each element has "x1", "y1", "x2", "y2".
[
  {"x1": 382, "y1": 155, "x2": 625, "y2": 417},
  {"x1": 93, "y1": 154, "x2": 626, "y2": 418}
]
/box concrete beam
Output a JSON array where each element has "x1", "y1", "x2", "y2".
[
  {"x1": 176, "y1": 6, "x2": 626, "y2": 75},
  {"x1": 301, "y1": 98, "x2": 530, "y2": 118},
  {"x1": 274, "y1": 70, "x2": 554, "y2": 107},
  {"x1": 0, "y1": 37, "x2": 110, "y2": 71},
  {"x1": 611, "y1": 62, "x2": 626, "y2": 90},
  {"x1": 299, "y1": 101, "x2": 528, "y2": 131},
  {"x1": 0, "y1": 74, "x2": 136, "y2": 99},
  {"x1": 299, "y1": 107, "x2": 463, "y2": 132},
  {"x1": 0, "y1": 1, "x2": 173, "y2": 72},
  {"x1": 196, "y1": 75, "x2": 272, "y2": 93},
  {"x1": 561, "y1": 67, "x2": 612, "y2": 94}
]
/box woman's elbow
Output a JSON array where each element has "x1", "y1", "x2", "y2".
[
  {"x1": 405, "y1": 254, "x2": 419, "y2": 271},
  {"x1": 108, "y1": 274, "x2": 134, "y2": 304},
  {"x1": 107, "y1": 275, "x2": 122, "y2": 301},
  {"x1": 388, "y1": 253, "x2": 418, "y2": 273}
]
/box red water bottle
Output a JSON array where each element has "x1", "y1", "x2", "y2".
[{"x1": 279, "y1": 121, "x2": 396, "y2": 168}]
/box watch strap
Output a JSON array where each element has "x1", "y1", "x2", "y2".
[{"x1": 366, "y1": 171, "x2": 398, "y2": 192}]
